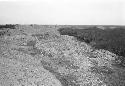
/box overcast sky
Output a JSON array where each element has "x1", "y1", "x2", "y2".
[{"x1": 0, "y1": 0, "x2": 124, "y2": 25}]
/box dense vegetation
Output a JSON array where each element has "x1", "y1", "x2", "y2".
[
  {"x1": 58, "y1": 26, "x2": 125, "y2": 57},
  {"x1": 0, "y1": 24, "x2": 16, "y2": 36},
  {"x1": 0, "y1": 24, "x2": 16, "y2": 29}
]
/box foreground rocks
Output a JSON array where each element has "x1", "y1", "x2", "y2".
[{"x1": 0, "y1": 25, "x2": 125, "y2": 86}]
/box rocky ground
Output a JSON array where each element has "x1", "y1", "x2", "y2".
[{"x1": 0, "y1": 25, "x2": 125, "y2": 86}]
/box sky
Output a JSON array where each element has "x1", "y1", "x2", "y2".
[{"x1": 0, "y1": 0, "x2": 124, "y2": 25}]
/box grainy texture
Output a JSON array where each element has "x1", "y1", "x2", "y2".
[{"x1": 0, "y1": 25, "x2": 125, "y2": 86}]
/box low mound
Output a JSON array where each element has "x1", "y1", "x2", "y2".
[{"x1": 58, "y1": 26, "x2": 125, "y2": 61}]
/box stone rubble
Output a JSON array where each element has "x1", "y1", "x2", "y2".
[{"x1": 0, "y1": 26, "x2": 125, "y2": 86}]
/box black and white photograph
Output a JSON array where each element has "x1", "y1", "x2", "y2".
[{"x1": 0, "y1": 0, "x2": 124, "y2": 86}]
